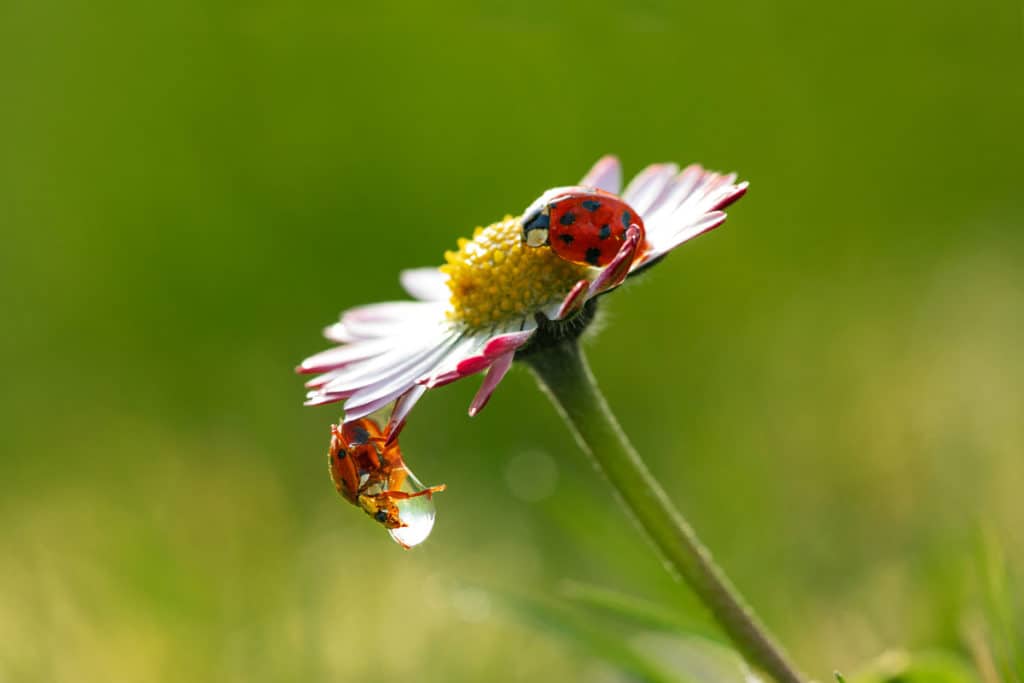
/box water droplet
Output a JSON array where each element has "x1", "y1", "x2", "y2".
[{"x1": 386, "y1": 463, "x2": 444, "y2": 549}]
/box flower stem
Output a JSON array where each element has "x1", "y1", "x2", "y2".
[{"x1": 523, "y1": 339, "x2": 804, "y2": 683}]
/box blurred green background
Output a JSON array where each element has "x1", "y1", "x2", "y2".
[{"x1": 2, "y1": 0, "x2": 1022, "y2": 680}]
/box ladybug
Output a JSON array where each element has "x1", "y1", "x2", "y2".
[
  {"x1": 328, "y1": 417, "x2": 445, "y2": 531},
  {"x1": 521, "y1": 186, "x2": 645, "y2": 267}
]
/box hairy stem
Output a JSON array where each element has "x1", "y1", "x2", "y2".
[{"x1": 524, "y1": 339, "x2": 804, "y2": 683}]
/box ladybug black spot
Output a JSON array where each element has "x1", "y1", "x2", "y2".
[
  {"x1": 582, "y1": 200, "x2": 602, "y2": 212},
  {"x1": 621, "y1": 211, "x2": 631, "y2": 228},
  {"x1": 558, "y1": 233, "x2": 575, "y2": 245},
  {"x1": 585, "y1": 248, "x2": 602, "y2": 265},
  {"x1": 559, "y1": 211, "x2": 576, "y2": 226},
  {"x1": 598, "y1": 224, "x2": 611, "y2": 239}
]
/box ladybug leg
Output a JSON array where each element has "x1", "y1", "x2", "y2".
[
  {"x1": 382, "y1": 463, "x2": 441, "y2": 495},
  {"x1": 379, "y1": 484, "x2": 447, "y2": 502},
  {"x1": 385, "y1": 463, "x2": 408, "y2": 491}
]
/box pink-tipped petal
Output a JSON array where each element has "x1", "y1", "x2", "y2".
[
  {"x1": 296, "y1": 338, "x2": 392, "y2": 374},
  {"x1": 711, "y1": 181, "x2": 748, "y2": 211},
  {"x1": 418, "y1": 335, "x2": 492, "y2": 388},
  {"x1": 633, "y1": 162, "x2": 748, "y2": 268},
  {"x1": 423, "y1": 328, "x2": 535, "y2": 388},
  {"x1": 448, "y1": 354, "x2": 492, "y2": 379},
  {"x1": 424, "y1": 368, "x2": 465, "y2": 388},
  {"x1": 579, "y1": 155, "x2": 622, "y2": 194},
  {"x1": 303, "y1": 392, "x2": 345, "y2": 407},
  {"x1": 338, "y1": 392, "x2": 404, "y2": 423},
  {"x1": 452, "y1": 332, "x2": 530, "y2": 376},
  {"x1": 400, "y1": 268, "x2": 450, "y2": 301},
  {"x1": 305, "y1": 369, "x2": 345, "y2": 389},
  {"x1": 671, "y1": 210, "x2": 728, "y2": 245},
  {"x1": 481, "y1": 329, "x2": 536, "y2": 357},
  {"x1": 385, "y1": 385, "x2": 427, "y2": 443},
  {"x1": 339, "y1": 339, "x2": 456, "y2": 415},
  {"x1": 633, "y1": 212, "x2": 728, "y2": 270},
  {"x1": 588, "y1": 226, "x2": 641, "y2": 296},
  {"x1": 555, "y1": 279, "x2": 591, "y2": 320},
  {"x1": 321, "y1": 337, "x2": 440, "y2": 394},
  {"x1": 468, "y1": 351, "x2": 515, "y2": 417}
]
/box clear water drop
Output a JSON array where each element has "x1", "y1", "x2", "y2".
[{"x1": 386, "y1": 463, "x2": 443, "y2": 549}]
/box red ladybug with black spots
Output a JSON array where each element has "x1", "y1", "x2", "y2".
[{"x1": 521, "y1": 186, "x2": 645, "y2": 267}]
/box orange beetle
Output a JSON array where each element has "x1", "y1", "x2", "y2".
[{"x1": 328, "y1": 417, "x2": 445, "y2": 536}]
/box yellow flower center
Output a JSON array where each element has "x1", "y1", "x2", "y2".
[{"x1": 441, "y1": 215, "x2": 591, "y2": 329}]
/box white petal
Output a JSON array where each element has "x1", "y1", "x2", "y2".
[
  {"x1": 579, "y1": 155, "x2": 622, "y2": 194},
  {"x1": 642, "y1": 165, "x2": 707, "y2": 227},
  {"x1": 343, "y1": 300, "x2": 443, "y2": 324},
  {"x1": 385, "y1": 385, "x2": 427, "y2": 440},
  {"x1": 623, "y1": 163, "x2": 679, "y2": 215},
  {"x1": 400, "y1": 267, "x2": 450, "y2": 301},
  {"x1": 636, "y1": 211, "x2": 727, "y2": 268},
  {"x1": 665, "y1": 210, "x2": 728, "y2": 245},
  {"x1": 323, "y1": 322, "x2": 358, "y2": 343},
  {"x1": 343, "y1": 333, "x2": 461, "y2": 411},
  {"x1": 340, "y1": 392, "x2": 406, "y2": 423},
  {"x1": 297, "y1": 337, "x2": 394, "y2": 374},
  {"x1": 321, "y1": 324, "x2": 450, "y2": 393},
  {"x1": 338, "y1": 301, "x2": 447, "y2": 340}
]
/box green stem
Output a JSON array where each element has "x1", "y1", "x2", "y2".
[{"x1": 524, "y1": 339, "x2": 804, "y2": 683}]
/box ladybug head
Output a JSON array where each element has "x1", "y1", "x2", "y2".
[
  {"x1": 521, "y1": 186, "x2": 577, "y2": 248},
  {"x1": 358, "y1": 493, "x2": 404, "y2": 529}
]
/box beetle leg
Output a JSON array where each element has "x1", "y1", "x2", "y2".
[
  {"x1": 330, "y1": 423, "x2": 344, "y2": 445},
  {"x1": 386, "y1": 464, "x2": 408, "y2": 492},
  {"x1": 379, "y1": 484, "x2": 446, "y2": 501}
]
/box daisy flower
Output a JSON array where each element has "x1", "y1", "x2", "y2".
[
  {"x1": 296, "y1": 156, "x2": 747, "y2": 439},
  {"x1": 293, "y1": 159, "x2": 808, "y2": 683}
]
